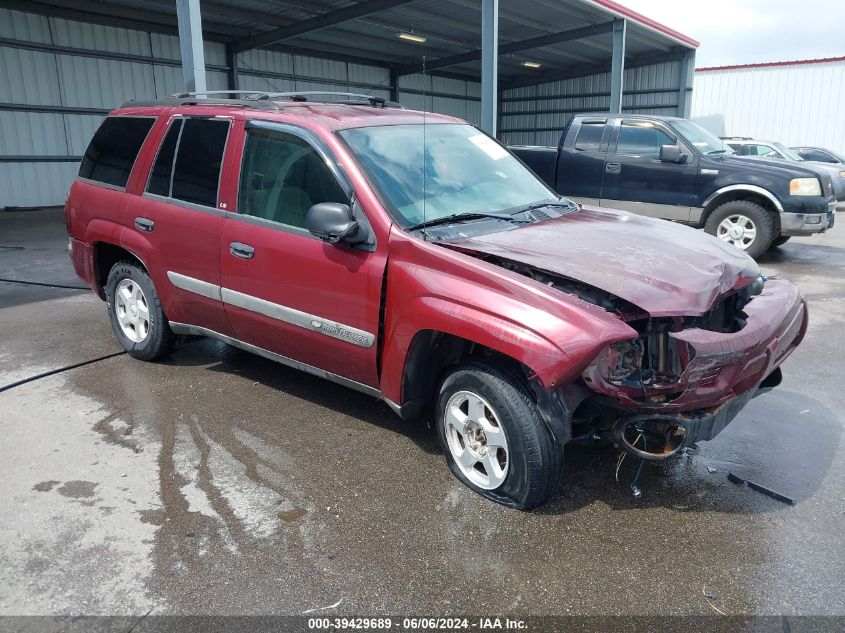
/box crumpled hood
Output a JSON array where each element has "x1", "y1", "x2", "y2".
[{"x1": 447, "y1": 206, "x2": 761, "y2": 317}]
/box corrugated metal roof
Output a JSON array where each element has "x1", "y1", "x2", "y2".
[{"x1": 27, "y1": 0, "x2": 696, "y2": 82}]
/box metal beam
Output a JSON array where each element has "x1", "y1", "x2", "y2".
[
  {"x1": 176, "y1": 0, "x2": 206, "y2": 95},
  {"x1": 480, "y1": 0, "x2": 498, "y2": 135},
  {"x1": 500, "y1": 50, "x2": 685, "y2": 91},
  {"x1": 234, "y1": 0, "x2": 416, "y2": 53},
  {"x1": 226, "y1": 45, "x2": 239, "y2": 91},
  {"x1": 393, "y1": 22, "x2": 613, "y2": 77},
  {"x1": 676, "y1": 48, "x2": 695, "y2": 118},
  {"x1": 609, "y1": 19, "x2": 626, "y2": 114},
  {"x1": 0, "y1": 0, "x2": 240, "y2": 42}
]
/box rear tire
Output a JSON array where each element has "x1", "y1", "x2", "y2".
[
  {"x1": 436, "y1": 361, "x2": 563, "y2": 510},
  {"x1": 106, "y1": 261, "x2": 175, "y2": 361},
  {"x1": 704, "y1": 200, "x2": 775, "y2": 259},
  {"x1": 770, "y1": 235, "x2": 791, "y2": 248}
]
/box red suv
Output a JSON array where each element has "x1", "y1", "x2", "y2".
[{"x1": 66, "y1": 92, "x2": 807, "y2": 509}]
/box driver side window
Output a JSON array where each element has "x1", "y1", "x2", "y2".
[{"x1": 238, "y1": 128, "x2": 348, "y2": 229}]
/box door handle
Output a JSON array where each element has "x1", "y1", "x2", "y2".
[
  {"x1": 229, "y1": 242, "x2": 254, "y2": 259},
  {"x1": 605, "y1": 162, "x2": 621, "y2": 174},
  {"x1": 134, "y1": 217, "x2": 154, "y2": 232}
]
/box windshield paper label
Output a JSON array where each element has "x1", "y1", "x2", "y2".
[{"x1": 469, "y1": 134, "x2": 508, "y2": 160}]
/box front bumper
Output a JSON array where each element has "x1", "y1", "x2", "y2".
[
  {"x1": 780, "y1": 199, "x2": 836, "y2": 236},
  {"x1": 583, "y1": 278, "x2": 808, "y2": 449}
]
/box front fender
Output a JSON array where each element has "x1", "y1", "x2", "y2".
[{"x1": 379, "y1": 294, "x2": 571, "y2": 403}]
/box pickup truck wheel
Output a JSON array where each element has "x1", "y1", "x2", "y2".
[
  {"x1": 704, "y1": 201, "x2": 774, "y2": 258},
  {"x1": 436, "y1": 362, "x2": 563, "y2": 510},
  {"x1": 106, "y1": 261, "x2": 175, "y2": 361},
  {"x1": 770, "y1": 235, "x2": 791, "y2": 248}
]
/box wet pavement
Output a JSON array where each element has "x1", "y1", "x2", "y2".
[{"x1": 1, "y1": 208, "x2": 843, "y2": 617}]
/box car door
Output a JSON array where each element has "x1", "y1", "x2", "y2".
[
  {"x1": 219, "y1": 120, "x2": 386, "y2": 388},
  {"x1": 558, "y1": 118, "x2": 609, "y2": 203},
  {"x1": 600, "y1": 119, "x2": 699, "y2": 221},
  {"x1": 124, "y1": 114, "x2": 233, "y2": 335}
]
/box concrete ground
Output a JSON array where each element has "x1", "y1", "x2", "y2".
[{"x1": 1, "y1": 207, "x2": 843, "y2": 617}]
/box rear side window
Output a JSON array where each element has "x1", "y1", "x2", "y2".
[
  {"x1": 171, "y1": 119, "x2": 230, "y2": 207},
  {"x1": 147, "y1": 119, "x2": 183, "y2": 197},
  {"x1": 574, "y1": 122, "x2": 606, "y2": 151},
  {"x1": 79, "y1": 116, "x2": 154, "y2": 188},
  {"x1": 616, "y1": 121, "x2": 675, "y2": 158}
]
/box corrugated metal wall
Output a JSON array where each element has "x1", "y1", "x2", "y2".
[
  {"x1": 501, "y1": 59, "x2": 682, "y2": 146},
  {"x1": 0, "y1": 7, "x2": 478, "y2": 208},
  {"x1": 691, "y1": 60, "x2": 845, "y2": 155},
  {"x1": 397, "y1": 74, "x2": 481, "y2": 123}
]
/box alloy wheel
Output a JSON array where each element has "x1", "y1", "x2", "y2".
[
  {"x1": 114, "y1": 278, "x2": 150, "y2": 343},
  {"x1": 716, "y1": 214, "x2": 757, "y2": 250},
  {"x1": 443, "y1": 390, "x2": 509, "y2": 490}
]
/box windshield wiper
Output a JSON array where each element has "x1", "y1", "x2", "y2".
[
  {"x1": 408, "y1": 212, "x2": 529, "y2": 232},
  {"x1": 707, "y1": 149, "x2": 731, "y2": 155},
  {"x1": 520, "y1": 198, "x2": 580, "y2": 213}
]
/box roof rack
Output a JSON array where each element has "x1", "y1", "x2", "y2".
[{"x1": 170, "y1": 90, "x2": 403, "y2": 108}]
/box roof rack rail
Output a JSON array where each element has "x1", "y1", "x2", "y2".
[
  {"x1": 170, "y1": 90, "x2": 403, "y2": 108},
  {"x1": 170, "y1": 90, "x2": 273, "y2": 99}
]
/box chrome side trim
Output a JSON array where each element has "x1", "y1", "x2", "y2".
[
  {"x1": 167, "y1": 271, "x2": 376, "y2": 348},
  {"x1": 169, "y1": 322, "x2": 382, "y2": 398},
  {"x1": 166, "y1": 271, "x2": 221, "y2": 301},
  {"x1": 702, "y1": 184, "x2": 785, "y2": 214},
  {"x1": 220, "y1": 287, "x2": 375, "y2": 349}
]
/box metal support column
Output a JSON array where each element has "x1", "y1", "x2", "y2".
[
  {"x1": 480, "y1": 0, "x2": 498, "y2": 135},
  {"x1": 389, "y1": 68, "x2": 399, "y2": 103},
  {"x1": 225, "y1": 44, "x2": 239, "y2": 91},
  {"x1": 676, "y1": 48, "x2": 696, "y2": 118},
  {"x1": 609, "y1": 18, "x2": 626, "y2": 114},
  {"x1": 176, "y1": 0, "x2": 206, "y2": 95}
]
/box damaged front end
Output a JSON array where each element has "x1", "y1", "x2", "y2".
[
  {"x1": 486, "y1": 258, "x2": 808, "y2": 460},
  {"x1": 577, "y1": 276, "x2": 806, "y2": 460}
]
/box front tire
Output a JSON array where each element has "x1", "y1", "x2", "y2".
[
  {"x1": 436, "y1": 362, "x2": 563, "y2": 510},
  {"x1": 106, "y1": 261, "x2": 175, "y2": 361},
  {"x1": 704, "y1": 200, "x2": 775, "y2": 259}
]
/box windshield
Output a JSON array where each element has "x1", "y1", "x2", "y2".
[
  {"x1": 773, "y1": 142, "x2": 805, "y2": 161},
  {"x1": 338, "y1": 123, "x2": 556, "y2": 227},
  {"x1": 669, "y1": 120, "x2": 735, "y2": 156}
]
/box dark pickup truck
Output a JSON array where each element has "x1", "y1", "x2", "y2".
[{"x1": 510, "y1": 114, "x2": 836, "y2": 258}]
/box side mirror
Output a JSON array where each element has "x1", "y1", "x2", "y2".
[
  {"x1": 306, "y1": 202, "x2": 361, "y2": 244},
  {"x1": 659, "y1": 144, "x2": 687, "y2": 164}
]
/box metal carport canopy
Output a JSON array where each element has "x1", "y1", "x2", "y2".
[{"x1": 8, "y1": 0, "x2": 698, "y2": 134}]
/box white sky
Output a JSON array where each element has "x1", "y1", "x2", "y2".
[{"x1": 620, "y1": 0, "x2": 845, "y2": 67}]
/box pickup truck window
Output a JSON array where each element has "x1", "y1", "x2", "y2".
[
  {"x1": 238, "y1": 128, "x2": 348, "y2": 228},
  {"x1": 171, "y1": 118, "x2": 230, "y2": 208},
  {"x1": 339, "y1": 123, "x2": 554, "y2": 227},
  {"x1": 669, "y1": 120, "x2": 733, "y2": 156},
  {"x1": 79, "y1": 116, "x2": 154, "y2": 188},
  {"x1": 616, "y1": 121, "x2": 675, "y2": 158},
  {"x1": 574, "y1": 122, "x2": 606, "y2": 151}
]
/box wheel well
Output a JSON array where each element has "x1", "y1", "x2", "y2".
[
  {"x1": 93, "y1": 242, "x2": 144, "y2": 296},
  {"x1": 400, "y1": 330, "x2": 529, "y2": 416},
  {"x1": 702, "y1": 191, "x2": 781, "y2": 233}
]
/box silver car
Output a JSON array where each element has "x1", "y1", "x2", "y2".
[{"x1": 724, "y1": 138, "x2": 845, "y2": 209}]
